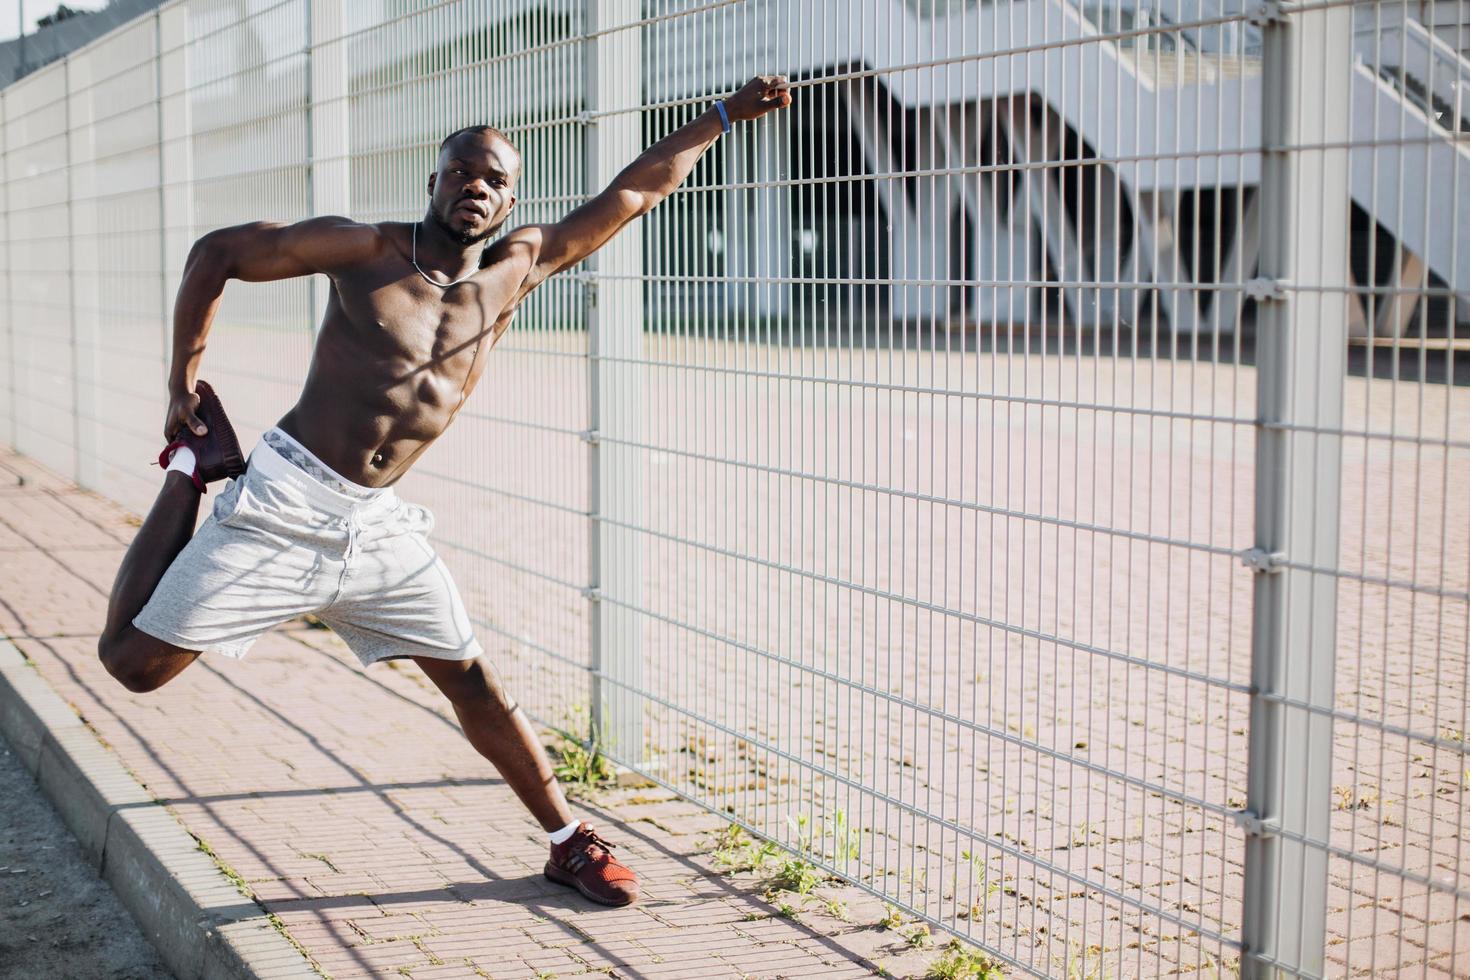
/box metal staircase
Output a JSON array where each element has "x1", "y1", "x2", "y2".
[{"x1": 647, "y1": 0, "x2": 1470, "y2": 339}]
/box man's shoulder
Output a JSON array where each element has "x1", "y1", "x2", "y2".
[
  {"x1": 290, "y1": 215, "x2": 393, "y2": 241},
  {"x1": 480, "y1": 223, "x2": 546, "y2": 271},
  {"x1": 314, "y1": 216, "x2": 396, "y2": 244},
  {"x1": 296, "y1": 216, "x2": 398, "y2": 266}
]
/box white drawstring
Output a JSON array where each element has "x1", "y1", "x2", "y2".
[{"x1": 344, "y1": 512, "x2": 361, "y2": 562}]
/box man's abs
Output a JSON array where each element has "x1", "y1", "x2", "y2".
[
  {"x1": 275, "y1": 402, "x2": 438, "y2": 489},
  {"x1": 275, "y1": 317, "x2": 485, "y2": 487}
]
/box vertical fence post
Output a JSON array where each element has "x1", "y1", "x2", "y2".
[
  {"x1": 65, "y1": 56, "x2": 82, "y2": 486},
  {"x1": 1241, "y1": 4, "x2": 1354, "y2": 976},
  {"x1": 308, "y1": 0, "x2": 348, "y2": 332},
  {"x1": 582, "y1": 0, "x2": 644, "y2": 766},
  {"x1": 157, "y1": 3, "x2": 191, "y2": 388},
  {"x1": 1, "y1": 89, "x2": 13, "y2": 450},
  {"x1": 155, "y1": 12, "x2": 167, "y2": 394}
]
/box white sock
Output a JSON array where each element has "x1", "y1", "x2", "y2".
[
  {"x1": 549, "y1": 820, "x2": 581, "y2": 845},
  {"x1": 164, "y1": 445, "x2": 197, "y2": 477}
]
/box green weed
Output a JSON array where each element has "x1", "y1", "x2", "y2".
[
  {"x1": 903, "y1": 923, "x2": 934, "y2": 949},
  {"x1": 710, "y1": 825, "x2": 779, "y2": 873},
  {"x1": 826, "y1": 808, "x2": 862, "y2": 862},
  {"x1": 926, "y1": 939, "x2": 1006, "y2": 980},
  {"x1": 960, "y1": 850, "x2": 1001, "y2": 901},
  {"x1": 545, "y1": 707, "x2": 614, "y2": 796},
  {"x1": 771, "y1": 854, "x2": 821, "y2": 895},
  {"x1": 823, "y1": 897, "x2": 852, "y2": 921},
  {"x1": 1064, "y1": 942, "x2": 1108, "y2": 980},
  {"x1": 788, "y1": 813, "x2": 813, "y2": 851},
  {"x1": 767, "y1": 813, "x2": 822, "y2": 894}
]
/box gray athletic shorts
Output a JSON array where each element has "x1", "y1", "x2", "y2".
[{"x1": 133, "y1": 428, "x2": 483, "y2": 666}]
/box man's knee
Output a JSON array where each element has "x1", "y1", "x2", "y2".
[
  {"x1": 426, "y1": 657, "x2": 514, "y2": 712},
  {"x1": 97, "y1": 632, "x2": 167, "y2": 694}
]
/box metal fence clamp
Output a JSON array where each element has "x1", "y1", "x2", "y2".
[{"x1": 1238, "y1": 548, "x2": 1286, "y2": 574}]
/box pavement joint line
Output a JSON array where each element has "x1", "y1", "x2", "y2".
[{"x1": 0, "y1": 637, "x2": 319, "y2": 980}]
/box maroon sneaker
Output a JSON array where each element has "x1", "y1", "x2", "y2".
[
  {"x1": 545, "y1": 823, "x2": 640, "y2": 906},
  {"x1": 157, "y1": 380, "x2": 245, "y2": 492}
]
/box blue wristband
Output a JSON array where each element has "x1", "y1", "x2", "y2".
[{"x1": 715, "y1": 100, "x2": 731, "y2": 133}]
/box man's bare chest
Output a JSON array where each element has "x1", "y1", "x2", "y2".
[{"x1": 334, "y1": 269, "x2": 513, "y2": 365}]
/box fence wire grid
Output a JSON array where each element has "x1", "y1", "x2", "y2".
[{"x1": 2, "y1": 0, "x2": 1468, "y2": 976}]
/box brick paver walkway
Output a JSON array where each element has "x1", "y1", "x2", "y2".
[{"x1": 0, "y1": 447, "x2": 937, "y2": 980}]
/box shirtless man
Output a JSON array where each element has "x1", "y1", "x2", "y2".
[{"x1": 97, "y1": 75, "x2": 792, "y2": 907}]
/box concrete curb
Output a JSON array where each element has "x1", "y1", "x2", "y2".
[{"x1": 0, "y1": 639, "x2": 317, "y2": 980}]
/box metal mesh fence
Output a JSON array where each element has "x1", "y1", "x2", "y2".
[
  {"x1": 69, "y1": 14, "x2": 165, "y2": 507},
  {"x1": 1326, "y1": 5, "x2": 1469, "y2": 975},
  {"x1": 5, "y1": 58, "x2": 74, "y2": 480},
  {"x1": 2, "y1": 1, "x2": 1467, "y2": 976}
]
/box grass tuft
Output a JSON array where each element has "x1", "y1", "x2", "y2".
[
  {"x1": 1063, "y1": 941, "x2": 1108, "y2": 980},
  {"x1": 767, "y1": 814, "x2": 822, "y2": 894},
  {"x1": 545, "y1": 706, "x2": 615, "y2": 797},
  {"x1": 771, "y1": 853, "x2": 822, "y2": 895},
  {"x1": 903, "y1": 923, "x2": 934, "y2": 949},
  {"x1": 926, "y1": 939, "x2": 1006, "y2": 979},
  {"x1": 823, "y1": 897, "x2": 852, "y2": 921},
  {"x1": 710, "y1": 825, "x2": 779, "y2": 873}
]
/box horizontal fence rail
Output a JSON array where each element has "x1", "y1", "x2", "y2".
[{"x1": 2, "y1": 0, "x2": 1467, "y2": 976}]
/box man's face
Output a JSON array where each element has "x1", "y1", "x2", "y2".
[{"x1": 427, "y1": 132, "x2": 520, "y2": 246}]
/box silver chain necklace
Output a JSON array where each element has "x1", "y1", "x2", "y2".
[{"x1": 412, "y1": 221, "x2": 480, "y2": 288}]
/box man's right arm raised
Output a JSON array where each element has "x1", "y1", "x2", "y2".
[{"x1": 165, "y1": 217, "x2": 380, "y2": 439}]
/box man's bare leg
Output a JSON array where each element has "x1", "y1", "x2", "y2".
[
  {"x1": 413, "y1": 656, "x2": 574, "y2": 832},
  {"x1": 97, "y1": 472, "x2": 203, "y2": 692}
]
